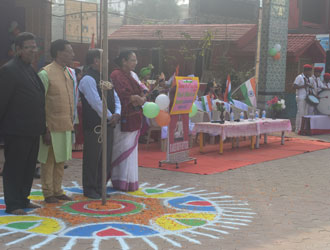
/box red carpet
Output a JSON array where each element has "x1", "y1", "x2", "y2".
[{"x1": 72, "y1": 137, "x2": 330, "y2": 175}]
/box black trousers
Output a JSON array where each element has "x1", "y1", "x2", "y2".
[
  {"x1": 3, "y1": 135, "x2": 39, "y2": 213},
  {"x1": 82, "y1": 126, "x2": 114, "y2": 196}
]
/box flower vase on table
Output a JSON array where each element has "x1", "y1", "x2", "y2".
[
  {"x1": 267, "y1": 96, "x2": 286, "y2": 120},
  {"x1": 271, "y1": 110, "x2": 280, "y2": 120},
  {"x1": 219, "y1": 111, "x2": 225, "y2": 124},
  {"x1": 214, "y1": 101, "x2": 226, "y2": 124}
]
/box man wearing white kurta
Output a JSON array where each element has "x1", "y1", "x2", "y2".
[{"x1": 293, "y1": 64, "x2": 313, "y2": 133}]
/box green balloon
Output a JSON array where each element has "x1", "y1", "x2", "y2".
[
  {"x1": 268, "y1": 47, "x2": 277, "y2": 57},
  {"x1": 189, "y1": 103, "x2": 198, "y2": 118},
  {"x1": 143, "y1": 102, "x2": 160, "y2": 118}
]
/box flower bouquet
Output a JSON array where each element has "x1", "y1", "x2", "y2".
[
  {"x1": 267, "y1": 96, "x2": 286, "y2": 119},
  {"x1": 212, "y1": 100, "x2": 226, "y2": 123}
]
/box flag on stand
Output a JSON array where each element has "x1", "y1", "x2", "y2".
[
  {"x1": 224, "y1": 74, "x2": 233, "y2": 104},
  {"x1": 240, "y1": 77, "x2": 257, "y2": 107},
  {"x1": 201, "y1": 95, "x2": 212, "y2": 113},
  {"x1": 90, "y1": 33, "x2": 95, "y2": 49},
  {"x1": 170, "y1": 65, "x2": 180, "y2": 87}
]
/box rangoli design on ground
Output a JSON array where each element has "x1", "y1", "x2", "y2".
[{"x1": 0, "y1": 182, "x2": 255, "y2": 249}]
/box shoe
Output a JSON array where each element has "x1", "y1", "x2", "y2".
[
  {"x1": 10, "y1": 209, "x2": 27, "y2": 215},
  {"x1": 84, "y1": 193, "x2": 101, "y2": 199},
  {"x1": 55, "y1": 194, "x2": 73, "y2": 201},
  {"x1": 44, "y1": 196, "x2": 59, "y2": 203},
  {"x1": 26, "y1": 203, "x2": 41, "y2": 209}
]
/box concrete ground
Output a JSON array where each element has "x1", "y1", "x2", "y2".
[{"x1": 0, "y1": 133, "x2": 330, "y2": 250}]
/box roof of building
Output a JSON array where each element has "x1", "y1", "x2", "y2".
[
  {"x1": 109, "y1": 24, "x2": 325, "y2": 62},
  {"x1": 108, "y1": 24, "x2": 256, "y2": 42},
  {"x1": 241, "y1": 33, "x2": 325, "y2": 62}
]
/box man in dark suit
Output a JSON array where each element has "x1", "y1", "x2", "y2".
[{"x1": 0, "y1": 32, "x2": 46, "y2": 215}]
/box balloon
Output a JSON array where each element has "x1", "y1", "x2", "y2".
[
  {"x1": 273, "y1": 52, "x2": 281, "y2": 60},
  {"x1": 274, "y1": 43, "x2": 281, "y2": 52},
  {"x1": 268, "y1": 48, "x2": 277, "y2": 57},
  {"x1": 155, "y1": 94, "x2": 170, "y2": 110},
  {"x1": 143, "y1": 102, "x2": 160, "y2": 118},
  {"x1": 155, "y1": 110, "x2": 171, "y2": 127},
  {"x1": 189, "y1": 103, "x2": 198, "y2": 118}
]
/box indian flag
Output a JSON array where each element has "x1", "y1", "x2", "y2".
[
  {"x1": 201, "y1": 95, "x2": 212, "y2": 113},
  {"x1": 240, "y1": 77, "x2": 256, "y2": 107},
  {"x1": 224, "y1": 74, "x2": 233, "y2": 104}
]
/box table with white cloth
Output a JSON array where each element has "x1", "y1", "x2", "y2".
[
  {"x1": 192, "y1": 119, "x2": 292, "y2": 154},
  {"x1": 300, "y1": 115, "x2": 330, "y2": 135}
]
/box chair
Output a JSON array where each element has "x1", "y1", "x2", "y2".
[{"x1": 146, "y1": 118, "x2": 161, "y2": 149}]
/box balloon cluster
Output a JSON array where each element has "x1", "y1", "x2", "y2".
[
  {"x1": 268, "y1": 43, "x2": 281, "y2": 60},
  {"x1": 142, "y1": 94, "x2": 198, "y2": 126},
  {"x1": 142, "y1": 94, "x2": 171, "y2": 126}
]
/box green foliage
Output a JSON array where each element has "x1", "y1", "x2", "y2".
[
  {"x1": 216, "y1": 55, "x2": 254, "y2": 95},
  {"x1": 128, "y1": 0, "x2": 181, "y2": 24}
]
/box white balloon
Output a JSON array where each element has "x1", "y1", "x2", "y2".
[
  {"x1": 274, "y1": 43, "x2": 281, "y2": 52},
  {"x1": 155, "y1": 94, "x2": 170, "y2": 110}
]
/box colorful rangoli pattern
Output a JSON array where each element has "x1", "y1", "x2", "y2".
[{"x1": 0, "y1": 183, "x2": 255, "y2": 249}]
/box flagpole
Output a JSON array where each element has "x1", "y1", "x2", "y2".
[
  {"x1": 231, "y1": 80, "x2": 246, "y2": 98},
  {"x1": 255, "y1": 3, "x2": 263, "y2": 104},
  {"x1": 101, "y1": 0, "x2": 109, "y2": 205}
]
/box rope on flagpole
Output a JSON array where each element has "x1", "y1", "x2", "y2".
[{"x1": 93, "y1": 80, "x2": 113, "y2": 144}]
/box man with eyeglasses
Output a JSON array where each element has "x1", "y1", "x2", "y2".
[
  {"x1": 0, "y1": 32, "x2": 45, "y2": 215},
  {"x1": 37, "y1": 39, "x2": 76, "y2": 203}
]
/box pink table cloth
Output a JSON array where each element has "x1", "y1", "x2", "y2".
[{"x1": 192, "y1": 119, "x2": 292, "y2": 141}]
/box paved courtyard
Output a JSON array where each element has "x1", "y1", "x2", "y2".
[{"x1": 0, "y1": 133, "x2": 329, "y2": 250}]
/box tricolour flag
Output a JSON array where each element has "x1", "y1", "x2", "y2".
[
  {"x1": 240, "y1": 77, "x2": 256, "y2": 107},
  {"x1": 201, "y1": 95, "x2": 212, "y2": 113},
  {"x1": 224, "y1": 74, "x2": 233, "y2": 104},
  {"x1": 170, "y1": 65, "x2": 180, "y2": 87}
]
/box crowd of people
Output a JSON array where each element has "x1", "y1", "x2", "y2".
[
  {"x1": 294, "y1": 64, "x2": 330, "y2": 133},
  {"x1": 0, "y1": 32, "x2": 150, "y2": 215},
  {"x1": 1, "y1": 32, "x2": 329, "y2": 215}
]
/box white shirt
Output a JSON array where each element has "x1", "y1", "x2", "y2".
[
  {"x1": 294, "y1": 73, "x2": 311, "y2": 99},
  {"x1": 324, "y1": 81, "x2": 330, "y2": 89},
  {"x1": 78, "y1": 75, "x2": 121, "y2": 120},
  {"x1": 311, "y1": 75, "x2": 324, "y2": 95}
]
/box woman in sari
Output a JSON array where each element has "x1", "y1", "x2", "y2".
[{"x1": 110, "y1": 51, "x2": 146, "y2": 191}]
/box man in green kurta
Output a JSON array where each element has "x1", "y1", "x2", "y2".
[{"x1": 38, "y1": 39, "x2": 76, "y2": 203}]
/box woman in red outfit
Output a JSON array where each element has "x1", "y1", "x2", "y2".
[{"x1": 110, "y1": 51, "x2": 146, "y2": 191}]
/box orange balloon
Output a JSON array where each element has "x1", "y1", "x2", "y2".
[
  {"x1": 155, "y1": 110, "x2": 171, "y2": 127},
  {"x1": 274, "y1": 52, "x2": 281, "y2": 60}
]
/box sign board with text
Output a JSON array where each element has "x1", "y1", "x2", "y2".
[{"x1": 170, "y1": 76, "x2": 199, "y2": 115}]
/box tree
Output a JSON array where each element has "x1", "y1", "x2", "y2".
[{"x1": 127, "y1": 0, "x2": 181, "y2": 24}]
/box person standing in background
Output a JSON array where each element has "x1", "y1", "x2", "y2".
[
  {"x1": 323, "y1": 73, "x2": 330, "y2": 88},
  {"x1": 38, "y1": 39, "x2": 76, "y2": 203},
  {"x1": 293, "y1": 64, "x2": 313, "y2": 133},
  {"x1": 309, "y1": 66, "x2": 324, "y2": 115},
  {"x1": 79, "y1": 49, "x2": 121, "y2": 199},
  {"x1": 0, "y1": 32, "x2": 45, "y2": 214}
]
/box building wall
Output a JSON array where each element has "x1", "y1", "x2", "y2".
[{"x1": 289, "y1": 0, "x2": 330, "y2": 34}]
